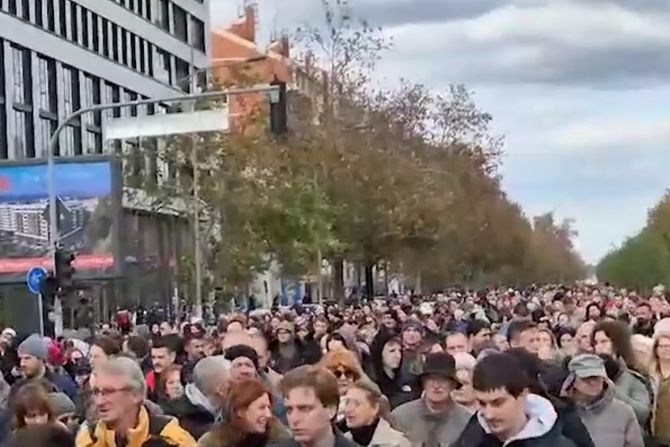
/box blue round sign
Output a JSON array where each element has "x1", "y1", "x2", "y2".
[{"x1": 26, "y1": 267, "x2": 48, "y2": 295}]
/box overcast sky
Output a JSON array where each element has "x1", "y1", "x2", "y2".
[{"x1": 211, "y1": 0, "x2": 670, "y2": 264}]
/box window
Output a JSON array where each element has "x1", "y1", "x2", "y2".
[
  {"x1": 191, "y1": 17, "x2": 206, "y2": 52},
  {"x1": 14, "y1": 110, "x2": 34, "y2": 158},
  {"x1": 0, "y1": 108, "x2": 7, "y2": 160},
  {"x1": 83, "y1": 75, "x2": 101, "y2": 127},
  {"x1": 130, "y1": 34, "x2": 138, "y2": 70},
  {"x1": 58, "y1": 0, "x2": 67, "y2": 37},
  {"x1": 12, "y1": 46, "x2": 31, "y2": 106},
  {"x1": 101, "y1": 19, "x2": 109, "y2": 57},
  {"x1": 112, "y1": 24, "x2": 119, "y2": 61},
  {"x1": 137, "y1": 0, "x2": 144, "y2": 17},
  {"x1": 82, "y1": 9, "x2": 89, "y2": 48},
  {"x1": 35, "y1": 0, "x2": 44, "y2": 27},
  {"x1": 8, "y1": 0, "x2": 17, "y2": 16},
  {"x1": 47, "y1": 0, "x2": 55, "y2": 32},
  {"x1": 86, "y1": 130, "x2": 102, "y2": 154},
  {"x1": 39, "y1": 118, "x2": 56, "y2": 157},
  {"x1": 62, "y1": 66, "x2": 80, "y2": 117},
  {"x1": 121, "y1": 29, "x2": 128, "y2": 65},
  {"x1": 175, "y1": 58, "x2": 189, "y2": 92},
  {"x1": 62, "y1": 125, "x2": 81, "y2": 156},
  {"x1": 37, "y1": 56, "x2": 57, "y2": 113},
  {"x1": 145, "y1": 0, "x2": 151, "y2": 20},
  {"x1": 138, "y1": 39, "x2": 146, "y2": 73},
  {"x1": 70, "y1": 3, "x2": 79, "y2": 44},
  {"x1": 173, "y1": 5, "x2": 187, "y2": 42},
  {"x1": 154, "y1": 49, "x2": 171, "y2": 84},
  {"x1": 155, "y1": 0, "x2": 169, "y2": 31},
  {"x1": 21, "y1": 0, "x2": 29, "y2": 19},
  {"x1": 92, "y1": 15, "x2": 99, "y2": 52}
]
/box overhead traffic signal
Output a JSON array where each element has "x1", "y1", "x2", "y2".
[
  {"x1": 54, "y1": 247, "x2": 76, "y2": 292},
  {"x1": 269, "y1": 76, "x2": 288, "y2": 136}
]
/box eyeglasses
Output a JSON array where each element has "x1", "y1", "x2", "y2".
[
  {"x1": 331, "y1": 368, "x2": 358, "y2": 380},
  {"x1": 91, "y1": 387, "x2": 132, "y2": 398}
]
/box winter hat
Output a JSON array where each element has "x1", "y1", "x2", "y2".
[
  {"x1": 420, "y1": 352, "x2": 460, "y2": 388},
  {"x1": 18, "y1": 334, "x2": 48, "y2": 361},
  {"x1": 225, "y1": 344, "x2": 259, "y2": 370},
  {"x1": 47, "y1": 392, "x2": 75, "y2": 418}
]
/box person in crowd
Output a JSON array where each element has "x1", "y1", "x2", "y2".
[
  {"x1": 630, "y1": 334, "x2": 653, "y2": 370},
  {"x1": 467, "y1": 320, "x2": 492, "y2": 355},
  {"x1": 146, "y1": 337, "x2": 178, "y2": 403},
  {"x1": 369, "y1": 332, "x2": 418, "y2": 409},
  {"x1": 633, "y1": 302, "x2": 656, "y2": 338},
  {"x1": 88, "y1": 337, "x2": 121, "y2": 370},
  {"x1": 75, "y1": 357, "x2": 196, "y2": 447},
  {"x1": 318, "y1": 349, "x2": 365, "y2": 424},
  {"x1": 507, "y1": 320, "x2": 541, "y2": 355},
  {"x1": 586, "y1": 303, "x2": 603, "y2": 323},
  {"x1": 183, "y1": 335, "x2": 207, "y2": 382},
  {"x1": 505, "y1": 348, "x2": 594, "y2": 447},
  {"x1": 445, "y1": 332, "x2": 470, "y2": 356},
  {"x1": 591, "y1": 320, "x2": 651, "y2": 427},
  {"x1": 492, "y1": 333, "x2": 509, "y2": 351},
  {"x1": 11, "y1": 384, "x2": 56, "y2": 431},
  {"x1": 343, "y1": 380, "x2": 410, "y2": 447},
  {"x1": 162, "y1": 356, "x2": 229, "y2": 440},
  {"x1": 556, "y1": 327, "x2": 578, "y2": 358},
  {"x1": 0, "y1": 329, "x2": 18, "y2": 384},
  {"x1": 10, "y1": 335, "x2": 77, "y2": 403},
  {"x1": 198, "y1": 378, "x2": 290, "y2": 447},
  {"x1": 562, "y1": 354, "x2": 643, "y2": 447},
  {"x1": 451, "y1": 352, "x2": 478, "y2": 412},
  {"x1": 392, "y1": 352, "x2": 471, "y2": 447},
  {"x1": 123, "y1": 336, "x2": 152, "y2": 374},
  {"x1": 270, "y1": 321, "x2": 321, "y2": 374},
  {"x1": 274, "y1": 365, "x2": 357, "y2": 447},
  {"x1": 538, "y1": 328, "x2": 562, "y2": 363},
  {"x1": 226, "y1": 345, "x2": 261, "y2": 383},
  {"x1": 454, "y1": 352, "x2": 576, "y2": 447},
  {"x1": 648, "y1": 330, "x2": 670, "y2": 446},
  {"x1": 398, "y1": 320, "x2": 426, "y2": 383},
  {"x1": 6, "y1": 424, "x2": 75, "y2": 447},
  {"x1": 159, "y1": 365, "x2": 185, "y2": 402},
  {"x1": 576, "y1": 321, "x2": 596, "y2": 354}
]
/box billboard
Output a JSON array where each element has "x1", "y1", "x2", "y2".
[{"x1": 0, "y1": 157, "x2": 121, "y2": 283}]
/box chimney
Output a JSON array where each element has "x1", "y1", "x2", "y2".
[
  {"x1": 280, "y1": 34, "x2": 290, "y2": 58},
  {"x1": 229, "y1": 5, "x2": 256, "y2": 43},
  {"x1": 267, "y1": 34, "x2": 290, "y2": 58}
]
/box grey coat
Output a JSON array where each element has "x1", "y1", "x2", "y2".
[
  {"x1": 576, "y1": 385, "x2": 644, "y2": 447},
  {"x1": 391, "y1": 398, "x2": 471, "y2": 447},
  {"x1": 613, "y1": 368, "x2": 651, "y2": 427}
]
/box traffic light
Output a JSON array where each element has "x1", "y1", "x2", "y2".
[
  {"x1": 54, "y1": 247, "x2": 75, "y2": 291},
  {"x1": 269, "y1": 76, "x2": 288, "y2": 136}
]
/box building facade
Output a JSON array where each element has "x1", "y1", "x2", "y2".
[
  {"x1": 0, "y1": 0, "x2": 209, "y2": 160},
  {"x1": 0, "y1": 0, "x2": 210, "y2": 329}
]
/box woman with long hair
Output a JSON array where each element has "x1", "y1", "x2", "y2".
[
  {"x1": 592, "y1": 319, "x2": 652, "y2": 427},
  {"x1": 369, "y1": 332, "x2": 419, "y2": 410},
  {"x1": 198, "y1": 378, "x2": 289, "y2": 447},
  {"x1": 11, "y1": 384, "x2": 58, "y2": 431},
  {"x1": 648, "y1": 330, "x2": 670, "y2": 446},
  {"x1": 344, "y1": 380, "x2": 411, "y2": 447}
]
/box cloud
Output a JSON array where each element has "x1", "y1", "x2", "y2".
[
  {"x1": 380, "y1": 1, "x2": 670, "y2": 87},
  {"x1": 550, "y1": 118, "x2": 670, "y2": 152}
]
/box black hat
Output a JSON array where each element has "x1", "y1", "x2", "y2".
[
  {"x1": 225, "y1": 344, "x2": 259, "y2": 370},
  {"x1": 420, "y1": 353, "x2": 461, "y2": 388}
]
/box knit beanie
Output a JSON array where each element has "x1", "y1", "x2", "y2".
[
  {"x1": 18, "y1": 334, "x2": 48, "y2": 360},
  {"x1": 224, "y1": 344, "x2": 259, "y2": 370},
  {"x1": 47, "y1": 392, "x2": 75, "y2": 418}
]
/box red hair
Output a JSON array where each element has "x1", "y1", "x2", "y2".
[{"x1": 227, "y1": 379, "x2": 273, "y2": 432}]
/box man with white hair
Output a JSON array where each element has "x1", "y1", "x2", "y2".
[
  {"x1": 161, "y1": 356, "x2": 230, "y2": 439},
  {"x1": 75, "y1": 357, "x2": 195, "y2": 447}
]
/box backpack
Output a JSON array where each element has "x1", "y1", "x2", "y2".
[{"x1": 88, "y1": 414, "x2": 176, "y2": 447}]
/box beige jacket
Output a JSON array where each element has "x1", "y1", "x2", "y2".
[{"x1": 345, "y1": 418, "x2": 412, "y2": 447}]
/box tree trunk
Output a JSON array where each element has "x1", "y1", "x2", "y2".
[
  {"x1": 333, "y1": 258, "x2": 344, "y2": 302},
  {"x1": 365, "y1": 261, "x2": 375, "y2": 299}
]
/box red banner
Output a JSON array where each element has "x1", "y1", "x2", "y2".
[{"x1": 0, "y1": 254, "x2": 114, "y2": 273}]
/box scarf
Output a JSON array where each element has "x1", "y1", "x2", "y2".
[{"x1": 349, "y1": 418, "x2": 380, "y2": 446}]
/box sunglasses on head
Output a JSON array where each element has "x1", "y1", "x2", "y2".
[{"x1": 331, "y1": 368, "x2": 357, "y2": 380}]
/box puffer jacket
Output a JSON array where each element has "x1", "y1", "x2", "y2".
[{"x1": 614, "y1": 367, "x2": 652, "y2": 428}]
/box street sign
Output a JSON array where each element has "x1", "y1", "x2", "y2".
[
  {"x1": 26, "y1": 266, "x2": 48, "y2": 295},
  {"x1": 103, "y1": 108, "x2": 230, "y2": 140}
]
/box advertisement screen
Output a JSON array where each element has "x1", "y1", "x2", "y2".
[{"x1": 0, "y1": 158, "x2": 120, "y2": 282}]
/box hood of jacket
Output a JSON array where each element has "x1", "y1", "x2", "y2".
[
  {"x1": 184, "y1": 382, "x2": 217, "y2": 416},
  {"x1": 477, "y1": 394, "x2": 558, "y2": 445},
  {"x1": 370, "y1": 329, "x2": 399, "y2": 381}
]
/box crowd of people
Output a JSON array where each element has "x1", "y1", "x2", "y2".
[{"x1": 0, "y1": 284, "x2": 669, "y2": 447}]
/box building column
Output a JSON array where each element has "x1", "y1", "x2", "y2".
[{"x1": 3, "y1": 41, "x2": 16, "y2": 160}]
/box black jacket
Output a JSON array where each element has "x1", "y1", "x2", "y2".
[{"x1": 160, "y1": 394, "x2": 215, "y2": 440}]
